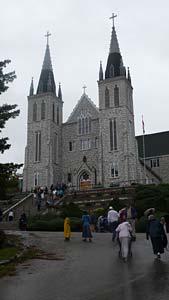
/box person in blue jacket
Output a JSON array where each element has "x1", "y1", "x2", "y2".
[{"x1": 82, "y1": 211, "x2": 92, "y2": 242}]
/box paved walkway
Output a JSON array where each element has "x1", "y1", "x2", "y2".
[{"x1": 0, "y1": 232, "x2": 169, "y2": 300}]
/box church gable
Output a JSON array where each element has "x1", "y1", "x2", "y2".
[{"x1": 66, "y1": 94, "x2": 99, "y2": 124}]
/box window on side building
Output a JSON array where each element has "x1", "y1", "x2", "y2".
[{"x1": 150, "y1": 158, "x2": 160, "y2": 168}]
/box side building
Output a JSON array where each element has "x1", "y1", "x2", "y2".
[{"x1": 136, "y1": 131, "x2": 169, "y2": 183}]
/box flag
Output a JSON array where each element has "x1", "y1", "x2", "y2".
[{"x1": 142, "y1": 115, "x2": 145, "y2": 134}]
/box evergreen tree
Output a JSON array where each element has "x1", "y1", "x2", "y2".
[{"x1": 0, "y1": 60, "x2": 22, "y2": 198}]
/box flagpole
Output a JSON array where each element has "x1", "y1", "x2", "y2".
[{"x1": 142, "y1": 115, "x2": 146, "y2": 184}]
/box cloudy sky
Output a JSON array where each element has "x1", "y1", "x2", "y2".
[{"x1": 1, "y1": 0, "x2": 169, "y2": 166}]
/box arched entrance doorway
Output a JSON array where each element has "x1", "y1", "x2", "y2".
[{"x1": 79, "y1": 170, "x2": 91, "y2": 191}]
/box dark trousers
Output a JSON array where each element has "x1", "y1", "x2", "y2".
[
  {"x1": 109, "y1": 221, "x2": 118, "y2": 240},
  {"x1": 151, "y1": 237, "x2": 164, "y2": 254}
]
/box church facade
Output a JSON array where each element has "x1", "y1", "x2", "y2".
[{"x1": 23, "y1": 21, "x2": 160, "y2": 192}]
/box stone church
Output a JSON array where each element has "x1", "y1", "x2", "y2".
[{"x1": 23, "y1": 19, "x2": 160, "y2": 192}]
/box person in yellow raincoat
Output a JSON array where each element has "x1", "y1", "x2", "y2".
[{"x1": 64, "y1": 217, "x2": 71, "y2": 241}]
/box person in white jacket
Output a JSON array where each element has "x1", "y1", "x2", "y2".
[
  {"x1": 116, "y1": 221, "x2": 132, "y2": 262},
  {"x1": 107, "y1": 206, "x2": 119, "y2": 241}
]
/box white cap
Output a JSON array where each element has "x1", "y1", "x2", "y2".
[{"x1": 109, "y1": 206, "x2": 113, "y2": 210}]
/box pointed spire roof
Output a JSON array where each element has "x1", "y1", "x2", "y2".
[
  {"x1": 42, "y1": 44, "x2": 53, "y2": 71},
  {"x1": 127, "y1": 67, "x2": 131, "y2": 83},
  {"x1": 109, "y1": 25, "x2": 121, "y2": 55},
  {"x1": 105, "y1": 14, "x2": 125, "y2": 79},
  {"x1": 29, "y1": 77, "x2": 34, "y2": 96},
  {"x1": 37, "y1": 32, "x2": 56, "y2": 95},
  {"x1": 58, "y1": 82, "x2": 62, "y2": 100},
  {"x1": 99, "y1": 61, "x2": 103, "y2": 81}
]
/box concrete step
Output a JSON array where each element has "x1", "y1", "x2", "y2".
[{"x1": 0, "y1": 221, "x2": 19, "y2": 231}]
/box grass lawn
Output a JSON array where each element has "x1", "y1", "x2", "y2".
[{"x1": 0, "y1": 233, "x2": 39, "y2": 278}]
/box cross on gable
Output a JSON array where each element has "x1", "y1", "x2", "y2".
[
  {"x1": 83, "y1": 85, "x2": 87, "y2": 94},
  {"x1": 109, "y1": 13, "x2": 117, "y2": 27}
]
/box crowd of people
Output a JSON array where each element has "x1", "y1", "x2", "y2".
[
  {"x1": 64, "y1": 204, "x2": 168, "y2": 263},
  {"x1": 1, "y1": 188, "x2": 168, "y2": 263},
  {"x1": 33, "y1": 183, "x2": 67, "y2": 211}
]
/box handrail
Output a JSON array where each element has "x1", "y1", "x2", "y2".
[{"x1": 2, "y1": 193, "x2": 33, "y2": 217}]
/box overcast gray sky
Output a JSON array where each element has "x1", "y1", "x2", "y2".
[{"x1": 1, "y1": 0, "x2": 169, "y2": 166}]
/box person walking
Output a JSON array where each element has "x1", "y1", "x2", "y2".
[
  {"x1": 19, "y1": 213, "x2": 27, "y2": 231},
  {"x1": 64, "y1": 217, "x2": 71, "y2": 241},
  {"x1": 89, "y1": 213, "x2": 96, "y2": 232},
  {"x1": 160, "y1": 216, "x2": 168, "y2": 249},
  {"x1": 124, "y1": 203, "x2": 137, "y2": 239},
  {"x1": 107, "y1": 206, "x2": 119, "y2": 241},
  {"x1": 0, "y1": 208, "x2": 3, "y2": 222},
  {"x1": 146, "y1": 214, "x2": 166, "y2": 259},
  {"x1": 8, "y1": 210, "x2": 14, "y2": 221},
  {"x1": 82, "y1": 211, "x2": 92, "y2": 242},
  {"x1": 116, "y1": 220, "x2": 132, "y2": 262},
  {"x1": 36, "y1": 189, "x2": 42, "y2": 211}
]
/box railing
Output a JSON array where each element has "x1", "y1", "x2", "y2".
[{"x1": 2, "y1": 193, "x2": 33, "y2": 220}]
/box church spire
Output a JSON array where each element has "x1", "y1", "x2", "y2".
[
  {"x1": 109, "y1": 14, "x2": 121, "y2": 55},
  {"x1": 58, "y1": 82, "x2": 62, "y2": 100},
  {"x1": 37, "y1": 31, "x2": 56, "y2": 95},
  {"x1": 29, "y1": 77, "x2": 34, "y2": 96},
  {"x1": 127, "y1": 67, "x2": 131, "y2": 84},
  {"x1": 105, "y1": 14, "x2": 125, "y2": 79},
  {"x1": 99, "y1": 61, "x2": 103, "y2": 81}
]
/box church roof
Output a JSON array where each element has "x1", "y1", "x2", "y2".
[
  {"x1": 37, "y1": 43, "x2": 56, "y2": 95},
  {"x1": 136, "y1": 131, "x2": 169, "y2": 158},
  {"x1": 66, "y1": 93, "x2": 99, "y2": 123}
]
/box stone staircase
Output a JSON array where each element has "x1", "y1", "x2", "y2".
[
  {"x1": 0, "y1": 185, "x2": 136, "y2": 231},
  {"x1": 0, "y1": 193, "x2": 37, "y2": 230},
  {"x1": 56, "y1": 185, "x2": 136, "y2": 209}
]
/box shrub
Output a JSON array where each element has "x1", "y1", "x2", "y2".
[
  {"x1": 0, "y1": 231, "x2": 6, "y2": 248},
  {"x1": 135, "y1": 216, "x2": 147, "y2": 233},
  {"x1": 60, "y1": 202, "x2": 84, "y2": 218},
  {"x1": 136, "y1": 211, "x2": 169, "y2": 233},
  {"x1": 27, "y1": 214, "x2": 83, "y2": 232},
  {"x1": 135, "y1": 184, "x2": 169, "y2": 217}
]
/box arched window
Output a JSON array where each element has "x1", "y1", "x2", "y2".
[
  {"x1": 89, "y1": 116, "x2": 91, "y2": 132},
  {"x1": 78, "y1": 114, "x2": 92, "y2": 135},
  {"x1": 57, "y1": 107, "x2": 59, "y2": 125},
  {"x1": 78, "y1": 118, "x2": 82, "y2": 134},
  {"x1": 41, "y1": 101, "x2": 45, "y2": 120},
  {"x1": 105, "y1": 87, "x2": 110, "y2": 108},
  {"x1": 111, "y1": 162, "x2": 119, "y2": 177},
  {"x1": 54, "y1": 133, "x2": 58, "y2": 163},
  {"x1": 35, "y1": 131, "x2": 41, "y2": 162},
  {"x1": 33, "y1": 102, "x2": 37, "y2": 121},
  {"x1": 114, "y1": 85, "x2": 119, "y2": 107},
  {"x1": 109, "y1": 64, "x2": 114, "y2": 78},
  {"x1": 110, "y1": 118, "x2": 118, "y2": 151},
  {"x1": 52, "y1": 103, "x2": 55, "y2": 122},
  {"x1": 85, "y1": 116, "x2": 88, "y2": 134}
]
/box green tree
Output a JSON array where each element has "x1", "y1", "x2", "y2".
[{"x1": 0, "y1": 60, "x2": 22, "y2": 198}]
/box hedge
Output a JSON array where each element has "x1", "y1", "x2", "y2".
[{"x1": 27, "y1": 215, "x2": 82, "y2": 232}]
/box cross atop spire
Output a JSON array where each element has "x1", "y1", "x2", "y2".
[
  {"x1": 109, "y1": 13, "x2": 117, "y2": 28},
  {"x1": 45, "y1": 31, "x2": 51, "y2": 45}
]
